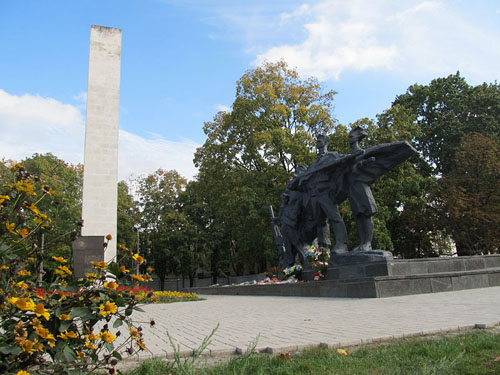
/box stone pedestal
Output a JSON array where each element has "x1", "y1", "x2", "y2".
[
  {"x1": 331, "y1": 249, "x2": 393, "y2": 265},
  {"x1": 73, "y1": 236, "x2": 105, "y2": 279},
  {"x1": 188, "y1": 254, "x2": 500, "y2": 298}
]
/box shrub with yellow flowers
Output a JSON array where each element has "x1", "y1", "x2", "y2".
[{"x1": 0, "y1": 163, "x2": 154, "y2": 375}]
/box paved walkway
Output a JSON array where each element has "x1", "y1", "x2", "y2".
[{"x1": 126, "y1": 287, "x2": 500, "y2": 364}]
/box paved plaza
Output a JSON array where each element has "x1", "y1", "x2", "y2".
[{"x1": 126, "y1": 286, "x2": 500, "y2": 365}]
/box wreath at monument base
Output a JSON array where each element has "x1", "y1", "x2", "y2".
[{"x1": 305, "y1": 246, "x2": 330, "y2": 280}]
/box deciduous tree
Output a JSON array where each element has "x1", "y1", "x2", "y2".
[{"x1": 437, "y1": 133, "x2": 500, "y2": 255}]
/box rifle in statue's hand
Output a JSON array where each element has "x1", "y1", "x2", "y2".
[{"x1": 269, "y1": 205, "x2": 286, "y2": 255}]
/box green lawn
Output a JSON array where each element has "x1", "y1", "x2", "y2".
[{"x1": 127, "y1": 329, "x2": 500, "y2": 375}]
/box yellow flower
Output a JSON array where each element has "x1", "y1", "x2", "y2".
[
  {"x1": 35, "y1": 326, "x2": 55, "y2": 342},
  {"x1": 65, "y1": 330, "x2": 78, "y2": 338},
  {"x1": 103, "y1": 281, "x2": 118, "y2": 290},
  {"x1": 132, "y1": 254, "x2": 144, "y2": 264},
  {"x1": 58, "y1": 314, "x2": 70, "y2": 320},
  {"x1": 34, "y1": 303, "x2": 50, "y2": 320},
  {"x1": 120, "y1": 265, "x2": 129, "y2": 273},
  {"x1": 85, "y1": 342, "x2": 97, "y2": 350},
  {"x1": 131, "y1": 274, "x2": 145, "y2": 282},
  {"x1": 27, "y1": 257, "x2": 35, "y2": 262},
  {"x1": 55, "y1": 265, "x2": 72, "y2": 278},
  {"x1": 15, "y1": 281, "x2": 28, "y2": 289},
  {"x1": 91, "y1": 261, "x2": 107, "y2": 270},
  {"x1": 17, "y1": 228, "x2": 29, "y2": 238},
  {"x1": 105, "y1": 234, "x2": 113, "y2": 240},
  {"x1": 146, "y1": 267, "x2": 153, "y2": 273},
  {"x1": 30, "y1": 318, "x2": 43, "y2": 329},
  {"x1": 58, "y1": 265, "x2": 72, "y2": 274},
  {"x1": 336, "y1": 348, "x2": 349, "y2": 356},
  {"x1": 25, "y1": 203, "x2": 40, "y2": 214},
  {"x1": 8, "y1": 297, "x2": 36, "y2": 311},
  {"x1": 75, "y1": 350, "x2": 84, "y2": 358},
  {"x1": 130, "y1": 327, "x2": 140, "y2": 339},
  {"x1": 52, "y1": 256, "x2": 67, "y2": 263},
  {"x1": 86, "y1": 272, "x2": 98, "y2": 280},
  {"x1": 17, "y1": 269, "x2": 31, "y2": 276},
  {"x1": 19, "y1": 339, "x2": 38, "y2": 354},
  {"x1": 12, "y1": 181, "x2": 37, "y2": 195},
  {"x1": 100, "y1": 331, "x2": 116, "y2": 343},
  {"x1": 17, "y1": 370, "x2": 31, "y2": 375},
  {"x1": 58, "y1": 330, "x2": 78, "y2": 340},
  {"x1": 136, "y1": 340, "x2": 146, "y2": 350},
  {"x1": 0, "y1": 265, "x2": 8, "y2": 270},
  {"x1": 6, "y1": 221, "x2": 17, "y2": 235},
  {"x1": 0, "y1": 195, "x2": 10, "y2": 205},
  {"x1": 98, "y1": 301, "x2": 118, "y2": 316},
  {"x1": 10, "y1": 162, "x2": 24, "y2": 170},
  {"x1": 85, "y1": 333, "x2": 100, "y2": 341}
]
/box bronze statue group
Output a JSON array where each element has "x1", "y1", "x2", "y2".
[{"x1": 271, "y1": 127, "x2": 416, "y2": 269}]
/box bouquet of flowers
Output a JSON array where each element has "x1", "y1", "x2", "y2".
[
  {"x1": 305, "y1": 245, "x2": 330, "y2": 280},
  {"x1": 283, "y1": 264, "x2": 303, "y2": 279},
  {"x1": 264, "y1": 266, "x2": 285, "y2": 281}
]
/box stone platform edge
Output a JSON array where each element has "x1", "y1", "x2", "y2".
[{"x1": 186, "y1": 267, "x2": 500, "y2": 298}]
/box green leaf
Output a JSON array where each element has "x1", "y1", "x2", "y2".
[
  {"x1": 69, "y1": 307, "x2": 93, "y2": 321},
  {"x1": 0, "y1": 345, "x2": 21, "y2": 355},
  {"x1": 107, "y1": 261, "x2": 121, "y2": 277},
  {"x1": 59, "y1": 320, "x2": 73, "y2": 332},
  {"x1": 113, "y1": 318, "x2": 123, "y2": 328},
  {"x1": 55, "y1": 343, "x2": 77, "y2": 362},
  {"x1": 112, "y1": 351, "x2": 123, "y2": 360}
]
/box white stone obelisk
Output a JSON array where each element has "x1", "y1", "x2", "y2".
[{"x1": 81, "y1": 25, "x2": 122, "y2": 263}]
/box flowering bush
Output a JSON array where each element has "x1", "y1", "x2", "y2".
[
  {"x1": 305, "y1": 245, "x2": 330, "y2": 279},
  {"x1": 150, "y1": 291, "x2": 200, "y2": 304},
  {"x1": 116, "y1": 286, "x2": 200, "y2": 304},
  {"x1": 0, "y1": 163, "x2": 154, "y2": 375}
]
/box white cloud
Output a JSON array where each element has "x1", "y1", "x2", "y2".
[
  {"x1": 0, "y1": 89, "x2": 85, "y2": 164},
  {"x1": 254, "y1": 0, "x2": 500, "y2": 83},
  {"x1": 279, "y1": 4, "x2": 310, "y2": 21},
  {"x1": 118, "y1": 131, "x2": 199, "y2": 181},
  {"x1": 215, "y1": 104, "x2": 230, "y2": 112},
  {"x1": 0, "y1": 89, "x2": 199, "y2": 181}
]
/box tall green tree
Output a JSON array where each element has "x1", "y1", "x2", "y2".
[
  {"x1": 194, "y1": 61, "x2": 337, "y2": 275},
  {"x1": 136, "y1": 169, "x2": 187, "y2": 290},
  {"x1": 436, "y1": 133, "x2": 500, "y2": 255},
  {"x1": 117, "y1": 180, "x2": 139, "y2": 266},
  {"x1": 21, "y1": 153, "x2": 83, "y2": 261},
  {"x1": 393, "y1": 72, "x2": 500, "y2": 175}
]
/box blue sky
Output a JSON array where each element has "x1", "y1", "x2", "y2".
[{"x1": 1, "y1": 0, "x2": 499, "y2": 180}]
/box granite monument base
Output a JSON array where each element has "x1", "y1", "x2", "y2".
[
  {"x1": 187, "y1": 254, "x2": 500, "y2": 298},
  {"x1": 73, "y1": 236, "x2": 105, "y2": 279}
]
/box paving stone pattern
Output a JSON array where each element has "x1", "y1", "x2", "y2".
[{"x1": 127, "y1": 287, "x2": 500, "y2": 363}]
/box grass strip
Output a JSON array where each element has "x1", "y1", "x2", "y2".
[{"x1": 128, "y1": 329, "x2": 500, "y2": 375}]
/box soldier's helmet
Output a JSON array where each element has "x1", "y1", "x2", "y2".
[
  {"x1": 316, "y1": 134, "x2": 330, "y2": 148},
  {"x1": 348, "y1": 126, "x2": 368, "y2": 143}
]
